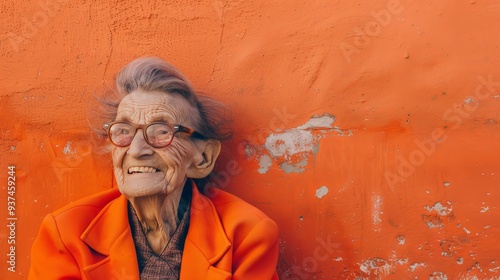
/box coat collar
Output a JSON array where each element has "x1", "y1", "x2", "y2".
[
  {"x1": 80, "y1": 191, "x2": 130, "y2": 255},
  {"x1": 79, "y1": 181, "x2": 231, "y2": 279},
  {"x1": 80, "y1": 191, "x2": 140, "y2": 279}
]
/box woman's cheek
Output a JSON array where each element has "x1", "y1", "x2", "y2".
[
  {"x1": 111, "y1": 147, "x2": 126, "y2": 168},
  {"x1": 111, "y1": 147, "x2": 127, "y2": 187},
  {"x1": 160, "y1": 148, "x2": 192, "y2": 183}
]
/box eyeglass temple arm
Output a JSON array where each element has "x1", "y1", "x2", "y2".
[{"x1": 176, "y1": 125, "x2": 205, "y2": 139}]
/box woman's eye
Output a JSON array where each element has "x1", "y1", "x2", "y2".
[
  {"x1": 158, "y1": 129, "x2": 169, "y2": 135},
  {"x1": 150, "y1": 125, "x2": 171, "y2": 136}
]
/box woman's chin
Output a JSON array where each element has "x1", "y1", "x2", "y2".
[
  {"x1": 117, "y1": 173, "x2": 186, "y2": 198},
  {"x1": 118, "y1": 182, "x2": 165, "y2": 198}
]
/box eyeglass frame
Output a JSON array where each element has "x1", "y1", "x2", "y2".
[{"x1": 103, "y1": 121, "x2": 205, "y2": 148}]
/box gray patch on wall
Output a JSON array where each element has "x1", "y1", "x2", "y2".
[{"x1": 257, "y1": 113, "x2": 352, "y2": 174}]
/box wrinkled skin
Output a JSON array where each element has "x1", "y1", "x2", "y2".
[{"x1": 111, "y1": 90, "x2": 217, "y2": 254}]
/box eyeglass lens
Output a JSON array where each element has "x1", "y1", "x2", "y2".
[{"x1": 109, "y1": 123, "x2": 175, "y2": 147}]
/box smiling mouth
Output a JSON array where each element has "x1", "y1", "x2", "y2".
[{"x1": 128, "y1": 166, "x2": 158, "y2": 174}]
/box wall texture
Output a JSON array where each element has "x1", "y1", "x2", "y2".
[{"x1": 1, "y1": 0, "x2": 500, "y2": 279}]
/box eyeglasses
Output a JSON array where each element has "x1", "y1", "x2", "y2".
[{"x1": 103, "y1": 121, "x2": 205, "y2": 148}]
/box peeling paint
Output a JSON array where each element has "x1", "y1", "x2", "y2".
[
  {"x1": 425, "y1": 201, "x2": 452, "y2": 216},
  {"x1": 394, "y1": 258, "x2": 408, "y2": 265},
  {"x1": 312, "y1": 143, "x2": 320, "y2": 160},
  {"x1": 265, "y1": 130, "x2": 314, "y2": 158},
  {"x1": 258, "y1": 154, "x2": 272, "y2": 174},
  {"x1": 359, "y1": 258, "x2": 391, "y2": 276},
  {"x1": 244, "y1": 144, "x2": 255, "y2": 158},
  {"x1": 256, "y1": 113, "x2": 349, "y2": 174},
  {"x1": 423, "y1": 201, "x2": 456, "y2": 228},
  {"x1": 280, "y1": 158, "x2": 308, "y2": 174},
  {"x1": 463, "y1": 227, "x2": 471, "y2": 234},
  {"x1": 333, "y1": 126, "x2": 353, "y2": 136},
  {"x1": 315, "y1": 186, "x2": 329, "y2": 199},
  {"x1": 457, "y1": 257, "x2": 464, "y2": 265},
  {"x1": 468, "y1": 262, "x2": 483, "y2": 273},
  {"x1": 489, "y1": 266, "x2": 500, "y2": 273},
  {"x1": 464, "y1": 97, "x2": 477, "y2": 105},
  {"x1": 297, "y1": 114, "x2": 336, "y2": 129},
  {"x1": 480, "y1": 206, "x2": 489, "y2": 213},
  {"x1": 372, "y1": 194, "x2": 383, "y2": 225},
  {"x1": 410, "y1": 262, "x2": 426, "y2": 272},
  {"x1": 63, "y1": 141, "x2": 72, "y2": 155},
  {"x1": 429, "y1": 271, "x2": 448, "y2": 280},
  {"x1": 443, "y1": 181, "x2": 451, "y2": 187},
  {"x1": 396, "y1": 235, "x2": 406, "y2": 245},
  {"x1": 440, "y1": 240, "x2": 459, "y2": 257}
]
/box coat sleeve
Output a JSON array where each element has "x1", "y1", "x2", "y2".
[
  {"x1": 232, "y1": 217, "x2": 280, "y2": 280},
  {"x1": 28, "y1": 214, "x2": 81, "y2": 280}
]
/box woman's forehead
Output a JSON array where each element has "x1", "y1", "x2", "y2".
[{"x1": 116, "y1": 90, "x2": 194, "y2": 123}]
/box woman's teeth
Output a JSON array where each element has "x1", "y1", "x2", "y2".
[{"x1": 128, "y1": 166, "x2": 157, "y2": 174}]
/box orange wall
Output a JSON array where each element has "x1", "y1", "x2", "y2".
[{"x1": 1, "y1": 0, "x2": 500, "y2": 279}]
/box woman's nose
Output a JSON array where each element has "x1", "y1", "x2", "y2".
[{"x1": 127, "y1": 129, "x2": 154, "y2": 157}]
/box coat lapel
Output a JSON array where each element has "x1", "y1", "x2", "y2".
[
  {"x1": 180, "y1": 183, "x2": 232, "y2": 278},
  {"x1": 80, "y1": 193, "x2": 140, "y2": 280},
  {"x1": 76, "y1": 182, "x2": 231, "y2": 279}
]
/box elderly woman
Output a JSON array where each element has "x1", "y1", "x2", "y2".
[{"x1": 28, "y1": 57, "x2": 279, "y2": 279}]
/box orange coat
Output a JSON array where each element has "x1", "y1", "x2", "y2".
[{"x1": 28, "y1": 182, "x2": 279, "y2": 279}]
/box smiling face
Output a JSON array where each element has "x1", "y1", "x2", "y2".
[{"x1": 112, "y1": 89, "x2": 201, "y2": 198}]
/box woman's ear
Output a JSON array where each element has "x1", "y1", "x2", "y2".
[{"x1": 187, "y1": 139, "x2": 222, "y2": 178}]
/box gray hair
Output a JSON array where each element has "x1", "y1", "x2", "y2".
[{"x1": 95, "y1": 57, "x2": 233, "y2": 142}]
